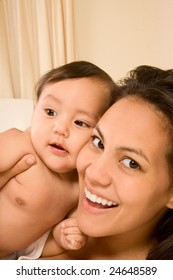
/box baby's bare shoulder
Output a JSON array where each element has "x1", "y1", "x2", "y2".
[
  {"x1": 1, "y1": 127, "x2": 32, "y2": 145},
  {"x1": 0, "y1": 127, "x2": 22, "y2": 137},
  {"x1": 0, "y1": 127, "x2": 30, "y2": 141}
]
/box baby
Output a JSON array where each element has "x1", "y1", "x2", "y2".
[{"x1": 0, "y1": 61, "x2": 116, "y2": 259}]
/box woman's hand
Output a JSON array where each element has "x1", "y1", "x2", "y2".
[{"x1": 0, "y1": 154, "x2": 36, "y2": 188}]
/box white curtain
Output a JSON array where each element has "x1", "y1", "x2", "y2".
[{"x1": 0, "y1": 0, "x2": 75, "y2": 99}]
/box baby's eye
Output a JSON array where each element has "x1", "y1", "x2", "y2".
[
  {"x1": 91, "y1": 135, "x2": 104, "y2": 150},
  {"x1": 121, "y1": 158, "x2": 140, "y2": 170},
  {"x1": 74, "y1": 120, "x2": 90, "y2": 127},
  {"x1": 45, "y1": 108, "x2": 57, "y2": 116}
]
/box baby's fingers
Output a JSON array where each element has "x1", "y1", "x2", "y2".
[
  {"x1": 65, "y1": 235, "x2": 87, "y2": 250},
  {"x1": 62, "y1": 226, "x2": 83, "y2": 235},
  {"x1": 61, "y1": 218, "x2": 78, "y2": 229}
]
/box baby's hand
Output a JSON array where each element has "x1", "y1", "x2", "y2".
[{"x1": 53, "y1": 218, "x2": 87, "y2": 251}]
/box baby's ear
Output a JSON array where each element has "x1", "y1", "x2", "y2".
[{"x1": 33, "y1": 99, "x2": 37, "y2": 108}]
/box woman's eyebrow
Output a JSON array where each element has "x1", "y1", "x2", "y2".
[
  {"x1": 117, "y1": 146, "x2": 149, "y2": 163},
  {"x1": 94, "y1": 125, "x2": 104, "y2": 141},
  {"x1": 94, "y1": 125, "x2": 149, "y2": 163}
]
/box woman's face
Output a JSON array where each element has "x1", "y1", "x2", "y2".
[{"x1": 76, "y1": 97, "x2": 173, "y2": 238}]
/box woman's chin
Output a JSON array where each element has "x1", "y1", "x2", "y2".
[{"x1": 76, "y1": 213, "x2": 104, "y2": 237}]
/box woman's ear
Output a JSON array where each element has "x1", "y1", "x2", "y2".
[{"x1": 166, "y1": 191, "x2": 173, "y2": 209}]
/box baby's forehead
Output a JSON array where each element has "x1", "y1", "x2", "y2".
[{"x1": 38, "y1": 92, "x2": 99, "y2": 119}]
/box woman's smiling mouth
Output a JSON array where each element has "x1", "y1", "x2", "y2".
[{"x1": 84, "y1": 187, "x2": 118, "y2": 208}]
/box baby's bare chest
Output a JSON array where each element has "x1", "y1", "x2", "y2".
[{"x1": 1, "y1": 162, "x2": 78, "y2": 223}]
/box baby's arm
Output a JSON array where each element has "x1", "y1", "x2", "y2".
[
  {"x1": 41, "y1": 218, "x2": 87, "y2": 258},
  {"x1": 0, "y1": 128, "x2": 32, "y2": 171}
]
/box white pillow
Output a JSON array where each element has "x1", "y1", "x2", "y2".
[{"x1": 0, "y1": 98, "x2": 33, "y2": 132}]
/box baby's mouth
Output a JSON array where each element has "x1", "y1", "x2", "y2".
[
  {"x1": 84, "y1": 188, "x2": 118, "y2": 209},
  {"x1": 50, "y1": 143, "x2": 67, "y2": 152}
]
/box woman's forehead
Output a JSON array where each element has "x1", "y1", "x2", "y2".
[{"x1": 98, "y1": 97, "x2": 169, "y2": 145}]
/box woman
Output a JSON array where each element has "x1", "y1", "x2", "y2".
[{"x1": 2, "y1": 65, "x2": 173, "y2": 259}]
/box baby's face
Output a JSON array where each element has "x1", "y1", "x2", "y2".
[{"x1": 30, "y1": 78, "x2": 110, "y2": 173}]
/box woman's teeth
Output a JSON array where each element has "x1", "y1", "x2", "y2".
[{"x1": 84, "y1": 188, "x2": 118, "y2": 207}]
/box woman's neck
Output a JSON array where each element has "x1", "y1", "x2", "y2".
[
  {"x1": 80, "y1": 223, "x2": 157, "y2": 260},
  {"x1": 90, "y1": 236, "x2": 150, "y2": 260},
  {"x1": 89, "y1": 216, "x2": 161, "y2": 260},
  {"x1": 40, "y1": 234, "x2": 154, "y2": 260}
]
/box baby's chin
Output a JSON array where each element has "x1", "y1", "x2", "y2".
[{"x1": 47, "y1": 161, "x2": 76, "y2": 173}]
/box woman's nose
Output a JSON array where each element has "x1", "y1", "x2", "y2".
[
  {"x1": 85, "y1": 159, "x2": 111, "y2": 187},
  {"x1": 53, "y1": 120, "x2": 69, "y2": 137}
]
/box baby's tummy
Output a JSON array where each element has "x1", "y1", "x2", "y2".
[
  {"x1": 0, "y1": 173, "x2": 51, "y2": 213},
  {"x1": 0, "y1": 172, "x2": 65, "y2": 224},
  {"x1": 1, "y1": 177, "x2": 30, "y2": 208},
  {"x1": 0, "y1": 177, "x2": 52, "y2": 252}
]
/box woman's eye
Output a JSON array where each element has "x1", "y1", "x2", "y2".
[
  {"x1": 45, "y1": 108, "x2": 57, "y2": 116},
  {"x1": 121, "y1": 158, "x2": 140, "y2": 170},
  {"x1": 75, "y1": 120, "x2": 90, "y2": 127},
  {"x1": 91, "y1": 136, "x2": 104, "y2": 149}
]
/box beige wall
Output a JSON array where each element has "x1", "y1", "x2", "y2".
[{"x1": 73, "y1": 0, "x2": 173, "y2": 81}]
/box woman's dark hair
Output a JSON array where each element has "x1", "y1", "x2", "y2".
[
  {"x1": 117, "y1": 65, "x2": 173, "y2": 260},
  {"x1": 147, "y1": 210, "x2": 173, "y2": 259},
  {"x1": 35, "y1": 60, "x2": 117, "y2": 108}
]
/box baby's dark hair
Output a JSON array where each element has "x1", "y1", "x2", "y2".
[
  {"x1": 35, "y1": 61, "x2": 118, "y2": 108},
  {"x1": 117, "y1": 65, "x2": 173, "y2": 260}
]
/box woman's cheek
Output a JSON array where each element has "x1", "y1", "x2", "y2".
[{"x1": 76, "y1": 144, "x2": 91, "y2": 173}]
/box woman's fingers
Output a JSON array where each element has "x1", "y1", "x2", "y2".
[{"x1": 0, "y1": 154, "x2": 36, "y2": 187}]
